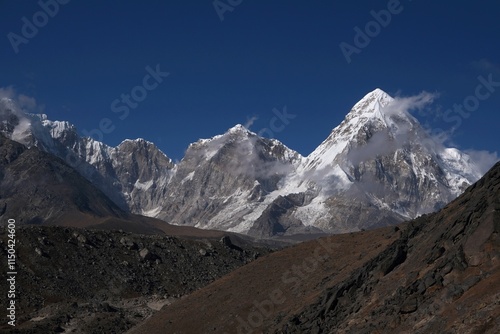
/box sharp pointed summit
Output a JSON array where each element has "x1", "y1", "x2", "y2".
[
  {"x1": 367, "y1": 87, "x2": 391, "y2": 99},
  {"x1": 362, "y1": 88, "x2": 393, "y2": 102},
  {"x1": 349, "y1": 88, "x2": 394, "y2": 116},
  {"x1": 227, "y1": 123, "x2": 251, "y2": 134}
]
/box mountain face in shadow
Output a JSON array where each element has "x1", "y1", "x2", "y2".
[{"x1": 0, "y1": 134, "x2": 126, "y2": 225}]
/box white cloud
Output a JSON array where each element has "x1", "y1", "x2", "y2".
[
  {"x1": 384, "y1": 91, "x2": 438, "y2": 117},
  {"x1": 0, "y1": 87, "x2": 42, "y2": 114},
  {"x1": 11, "y1": 117, "x2": 32, "y2": 143},
  {"x1": 244, "y1": 115, "x2": 258, "y2": 129},
  {"x1": 464, "y1": 149, "x2": 499, "y2": 175},
  {"x1": 0, "y1": 87, "x2": 39, "y2": 145}
]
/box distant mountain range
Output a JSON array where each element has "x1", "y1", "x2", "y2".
[{"x1": 0, "y1": 89, "x2": 490, "y2": 236}]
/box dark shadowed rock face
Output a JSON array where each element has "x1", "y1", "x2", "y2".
[
  {"x1": 0, "y1": 135, "x2": 126, "y2": 224},
  {"x1": 110, "y1": 139, "x2": 174, "y2": 214},
  {"x1": 248, "y1": 194, "x2": 323, "y2": 237}
]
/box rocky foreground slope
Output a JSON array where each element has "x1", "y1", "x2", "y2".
[
  {"x1": 0, "y1": 226, "x2": 271, "y2": 333},
  {"x1": 131, "y1": 161, "x2": 500, "y2": 333}
]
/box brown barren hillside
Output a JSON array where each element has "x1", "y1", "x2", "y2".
[{"x1": 131, "y1": 162, "x2": 500, "y2": 334}]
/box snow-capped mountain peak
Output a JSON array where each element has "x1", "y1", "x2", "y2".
[
  {"x1": 118, "y1": 137, "x2": 160, "y2": 149},
  {"x1": 295, "y1": 88, "x2": 490, "y2": 233},
  {"x1": 41, "y1": 119, "x2": 77, "y2": 141},
  {"x1": 305, "y1": 89, "x2": 420, "y2": 171},
  {"x1": 227, "y1": 123, "x2": 252, "y2": 135},
  {"x1": 192, "y1": 124, "x2": 252, "y2": 144},
  {"x1": 345, "y1": 89, "x2": 419, "y2": 133},
  {"x1": 348, "y1": 88, "x2": 394, "y2": 117}
]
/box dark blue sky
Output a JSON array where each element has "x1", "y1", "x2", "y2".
[{"x1": 1, "y1": 0, "x2": 499, "y2": 160}]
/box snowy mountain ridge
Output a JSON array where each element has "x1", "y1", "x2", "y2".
[{"x1": 0, "y1": 89, "x2": 490, "y2": 236}]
